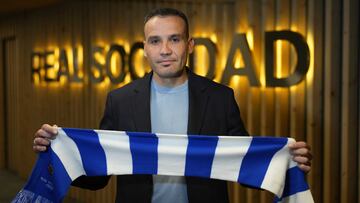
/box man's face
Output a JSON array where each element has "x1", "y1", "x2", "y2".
[{"x1": 143, "y1": 15, "x2": 194, "y2": 81}]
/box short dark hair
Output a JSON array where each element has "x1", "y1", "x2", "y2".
[{"x1": 144, "y1": 8, "x2": 189, "y2": 38}]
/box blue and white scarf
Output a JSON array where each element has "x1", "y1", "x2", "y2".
[{"x1": 13, "y1": 128, "x2": 314, "y2": 203}]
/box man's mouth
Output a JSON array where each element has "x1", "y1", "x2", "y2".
[{"x1": 157, "y1": 59, "x2": 176, "y2": 66}]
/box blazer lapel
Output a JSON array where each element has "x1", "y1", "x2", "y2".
[
  {"x1": 187, "y1": 70, "x2": 209, "y2": 135},
  {"x1": 132, "y1": 73, "x2": 152, "y2": 133}
]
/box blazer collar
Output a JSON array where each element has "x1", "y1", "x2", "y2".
[{"x1": 131, "y1": 69, "x2": 209, "y2": 134}]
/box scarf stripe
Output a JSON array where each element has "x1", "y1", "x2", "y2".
[
  {"x1": 238, "y1": 137, "x2": 288, "y2": 188},
  {"x1": 97, "y1": 130, "x2": 133, "y2": 174},
  {"x1": 52, "y1": 128, "x2": 84, "y2": 180},
  {"x1": 62, "y1": 128, "x2": 107, "y2": 176},
  {"x1": 156, "y1": 133, "x2": 188, "y2": 175},
  {"x1": 185, "y1": 135, "x2": 218, "y2": 178},
  {"x1": 211, "y1": 136, "x2": 251, "y2": 182},
  {"x1": 127, "y1": 132, "x2": 158, "y2": 174}
]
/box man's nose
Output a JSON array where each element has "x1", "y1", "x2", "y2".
[{"x1": 160, "y1": 41, "x2": 172, "y2": 55}]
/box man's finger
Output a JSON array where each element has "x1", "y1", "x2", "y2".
[
  {"x1": 291, "y1": 148, "x2": 310, "y2": 156},
  {"x1": 35, "y1": 129, "x2": 52, "y2": 139},
  {"x1": 34, "y1": 137, "x2": 50, "y2": 146},
  {"x1": 293, "y1": 155, "x2": 311, "y2": 164},
  {"x1": 298, "y1": 164, "x2": 311, "y2": 173},
  {"x1": 41, "y1": 124, "x2": 58, "y2": 135},
  {"x1": 288, "y1": 141, "x2": 309, "y2": 149},
  {"x1": 33, "y1": 145, "x2": 47, "y2": 153}
]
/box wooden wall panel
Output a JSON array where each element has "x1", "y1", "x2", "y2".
[
  {"x1": 0, "y1": 0, "x2": 359, "y2": 202},
  {"x1": 289, "y1": 0, "x2": 306, "y2": 142},
  {"x1": 340, "y1": 0, "x2": 359, "y2": 202},
  {"x1": 358, "y1": 18, "x2": 360, "y2": 202},
  {"x1": 323, "y1": 0, "x2": 342, "y2": 202},
  {"x1": 6, "y1": 38, "x2": 18, "y2": 172},
  {"x1": 0, "y1": 35, "x2": 3, "y2": 169},
  {"x1": 306, "y1": 0, "x2": 324, "y2": 202}
]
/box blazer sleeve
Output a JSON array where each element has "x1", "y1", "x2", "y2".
[{"x1": 71, "y1": 93, "x2": 114, "y2": 190}]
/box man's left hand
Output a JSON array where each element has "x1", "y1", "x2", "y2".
[{"x1": 288, "y1": 141, "x2": 312, "y2": 173}]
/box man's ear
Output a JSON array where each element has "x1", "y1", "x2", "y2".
[
  {"x1": 188, "y1": 38, "x2": 195, "y2": 54},
  {"x1": 143, "y1": 41, "x2": 147, "y2": 57}
]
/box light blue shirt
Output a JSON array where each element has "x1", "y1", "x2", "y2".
[{"x1": 150, "y1": 79, "x2": 189, "y2": 203}]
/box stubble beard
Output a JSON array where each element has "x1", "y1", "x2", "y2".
[{"x1": 154, "y1": 64, "x2": 186, "y2": 79}]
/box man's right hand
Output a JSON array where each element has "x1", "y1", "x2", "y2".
[{"x1": 33, "y1": 124, "x2": 58, "y2": 152}]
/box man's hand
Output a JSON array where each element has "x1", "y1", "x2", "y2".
[
  {"x1": 33, "y1": 124, "x2": 58, "y2": 152},
  {"x1": 288, "y1": 141, "x2": 312, "y2": 173}
]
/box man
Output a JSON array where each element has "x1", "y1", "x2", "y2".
[{"x1": 33, "y1": 8, "x2": 312, "y2": 203}]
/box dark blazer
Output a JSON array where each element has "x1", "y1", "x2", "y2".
[{"x1": 73, "y1": 69, "x2": 248, "y2": 203}]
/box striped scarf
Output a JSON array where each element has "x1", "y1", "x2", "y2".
[{"x1": 13, "y1": 128, "x2": 314, "y2": 203}]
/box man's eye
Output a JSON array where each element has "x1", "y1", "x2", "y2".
[
  {"x1": 149, "y1": 39, "x2": 159, "y2": 44},
  {"x1": 171, "y1": 38, "x2": 180, "y2": 43}
]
